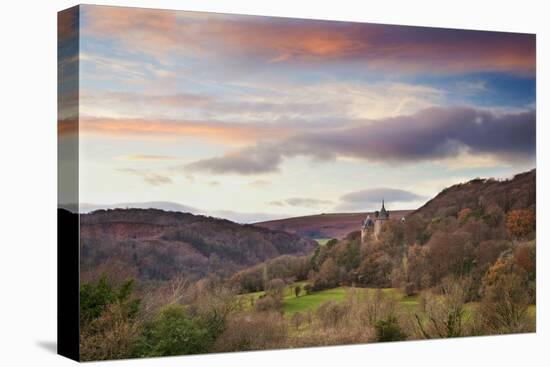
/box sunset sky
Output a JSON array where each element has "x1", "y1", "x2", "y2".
[{"x1": 60, "y1": 5, "x2": 536, "y2": 222}]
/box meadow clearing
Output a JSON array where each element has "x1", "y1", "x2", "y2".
[{"x1": 240, "y1": 282, "x2": 536, "y2": 320}]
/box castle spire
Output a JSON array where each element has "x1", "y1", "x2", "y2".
[{"x1": 378, "y1": 199, "x2": 389, "y2": 220}]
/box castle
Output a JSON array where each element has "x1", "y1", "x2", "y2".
[{"x1": 361, "y1": 200, "x2": 390, "y2": 243}]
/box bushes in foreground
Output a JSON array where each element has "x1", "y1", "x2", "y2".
[
  {"x1": 80, "y1": 267, "x2": 535, "y2": 360},
  {"x1": 133, "y1": 304, "x2": 211, "y2": 357}
]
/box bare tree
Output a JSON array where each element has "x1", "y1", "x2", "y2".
[{"x1": 414, "y1": 277, "x2": 471, "y2": 339}]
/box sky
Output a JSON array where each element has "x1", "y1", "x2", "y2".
[{"x1": 58, "y1": 5, "x2": 536, "y2": 222}]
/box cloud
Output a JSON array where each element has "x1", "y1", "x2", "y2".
[
  {"x1": 76, "y1": 116, "x2": 289, "y2": 145},
  {"x1": 284, "y1": 107, "x2": 535, "y2": 162},
  {"x1": 82, "y1": 91, "x2": 211, "y2": 109},
  {"x1": 81, "y1": 5, "x2": 535, "y2": 75},
  {"x1": 80, "y1": 80, "x2": 446, "y2": 124},
  {"x1": 117, "y1": 154, "x2": 177, "y2": 161},
  {"x1": 183, "y1": 106, "x2": 535, "y2": 174},
  {"x1": 116, "y1": 168, "x2": 173, "y2": 186},
  {"x1": 337, "y1": 188, "x2": 426, "y2": 211},
  {"x1": 285, "y1": 197, "x2": 334, "y2": 208},
  {"x1": 248, "y1": 180, "x2": 271, "y2": 188},
  {"x1": 267, "y1": 197, "x2": 334, "y2": 208},
  {"x1": 184, "y1": 146, "x2": 283, "y2": 175}
]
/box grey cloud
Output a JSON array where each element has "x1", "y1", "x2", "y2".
[
  {"x1": 285, "y1": 107, "x2": 535, "y2": 162},
  {"x1": 184, "y1": 107, "x2": 535, "y2": 175},
  {"x1": 117, "y1": 168, "x2": 173, "y2": 186},
  {"x1": 267, "y1": 197, "x2": 333, "y2": 208},
  {"x1": 185, "y1": 146, "x2": 283, "y2": 175},
  {"x1": 337, "y1": 188, "x2": 426, "y2": 211},
  {"x1": 285, "y1": 197, "x2": 334, "y2": 208}
]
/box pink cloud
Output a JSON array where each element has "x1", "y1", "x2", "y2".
[{"x1": 81, "y1": 5, "x2": 535, "y2": 75}]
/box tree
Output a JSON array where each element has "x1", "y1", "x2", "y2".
[
  {"x1": 266, "y1": 278, "x2": 285, "y2": 297},
  {"x1": 478, "y1": 257, "x2": 533, "y2": 334},
  {"x1": 80, "y1": 275, "x2": 140, "y2": 326},
  {"x1": 357, "y1": 250, "x2": 392, "y2": 287},
  {"x1": 515, "y1": 241, "x2": 536, "y2": 281},
  {"x1": 313, "y1": 258, "x2": 340, "y2": 290},
  {"x1": 394, "y1": 244, "x2": 431, "y2": 296},
  {"x1": 135, "y1": 304, "x2": 210, "y2": 357},
  {"x1": 506, "y1": 209, "x2": 535, "y2": 239},
  {"x1": 79, "y1": 276, "x2": 141, "y2": 361}
]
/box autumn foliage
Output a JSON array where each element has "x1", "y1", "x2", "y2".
[{"x1": 506, "y1": 209, "x2": 535, "y2": 239}]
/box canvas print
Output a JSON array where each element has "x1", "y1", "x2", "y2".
[{"x1": 58, "y1": 5, "x2": 536, "y2": 361}]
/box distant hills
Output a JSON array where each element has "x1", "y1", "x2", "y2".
[
  {"x1": 77, "y1": 208, "x2": 316, "y2": 282},
  {"x1": 254, "y1": 210, "x2": 413, "y2": 240},
  {"x1": 77, "y1": 201, "x2": 288, "y2": 223},
  {"x1": 73, "y1": 169, "x2": 535, "y2": 284}
]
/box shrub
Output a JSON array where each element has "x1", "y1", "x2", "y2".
[
  {"x1": 291, "y1": 312, "x2": 305, "y2": 330},
  {"x1": 212, "y1": 312, "x2": 287, "y2": 352},
  {"x1": 374, "y1": 316, "x2": 407, "y2": 342},
  {"x1": 80, "y1": 303, "x2": 141, "y2": 361},
  {"x1": 255, "y1": 294, "x2": 282, "y2": 312},
  {"x1": 134, "y1": 304, "x2": 210, "y2": 357},
  {"x1": 413, "y1": 277, "x2": 471, "y2": 339},
  {"x1": 316, "y1": 300, "x2": 349, "y2": 329}
]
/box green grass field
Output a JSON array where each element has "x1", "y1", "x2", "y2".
[
  {"x1": 314, "y1": 238, "x2": 333, "y2": 246},
  {"x1": 283, "y1": 287, "x2": 348, "y2": 313},
  {"x1": 240, "y1": 284, "x2": 418, "y2": 314},
  {"x1": 281, "y1": 285, "x2": 416, "y2": 314},
  {"x1": 241, "y1": 283, "x2": 536, "y2": 322}
]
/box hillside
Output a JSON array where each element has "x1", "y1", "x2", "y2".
[
  {"x1": 412, "y1": 169, "x2": 535, "y2": 219},
  {"x1": 77, "y1": 208, "x2": 316, "y2": 282},
  {"x1": 254, "y1": 210, "x2": 413, "y2": 240}
]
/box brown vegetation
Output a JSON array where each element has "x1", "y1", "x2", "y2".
[{"x1": 80, "y1": 209, "x2": 316, "y2": 283}]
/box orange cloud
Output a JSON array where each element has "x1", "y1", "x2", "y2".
[{"x1": 76, "y1": 116, "x2": 291, "y2": 145}]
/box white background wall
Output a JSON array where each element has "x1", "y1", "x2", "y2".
[{"x1": 0, "y1": 0, "x2": 548, "y2": 365}]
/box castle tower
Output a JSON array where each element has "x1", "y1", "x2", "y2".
[
  {"x1": 361, "y1": 215, "x2": 374, "y2": 244},
  {"x1": 374, "y1": 199, "x2": 390, "y2": 239},
  {"x1": 362, "y1": 200, "x2": 390, "y2": 244}
]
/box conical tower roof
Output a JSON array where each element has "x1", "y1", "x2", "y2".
[{"x1": 378, "y1": 199, "x2": 389, "y2": 219}]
